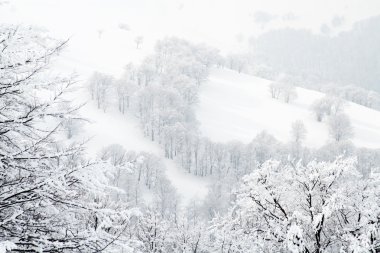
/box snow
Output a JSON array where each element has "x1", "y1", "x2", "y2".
[
  {"x1": 78, "y1": 97, "x2": 161, "y2": 157},
  {"x1": 0, "y1": 5, "x2": 209, "y2": 206},
  {"x1": 0, "y1": 241, "x2": 16, "y2": 253},
  {"x1": 164, "y1": 159, "x2": 209, "y2": 202},
  {"x1": 80, "y1": 93, "x2": 209, "y2": 206},
  {"x1": 197, "y1": 68, "x2": 380, "y2": 149},
  {"x1": 2, "y1": 0, "x2": 379, "y2": 55},
  {"x1": 73, "y1": 86, "x2": 209, "y2": 206},
  {"x1": 2, "y1": 0, "x2": 379, "y2": 208}
]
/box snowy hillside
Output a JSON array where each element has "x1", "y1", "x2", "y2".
[
  {"x1": 73, "y1": 86, "x2": 209, "y2": 206},
  {"x1": 2, "y1": 0, "x2": 380, "y2": 251},
  {"x1": 197, "y1": 68, "x2": 380, "y2": 149},
  {"x1": 2, "y1": 0, "x2": 378, "y2": 150}
]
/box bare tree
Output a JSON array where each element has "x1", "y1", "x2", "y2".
[
  {"x1": 61, "y1": 117, "x2": 83, "y2": 139},
  {"x1": 269, "y1": 82, "x2": 282, "y2": 99},
  {"x1": 88, "y1": 71, "x2": 114, "y2": 112},
  {"x1": 291, "y1": 120, "x2": 307, "y2": 144},
  {"x1": 290, "y1": 120, "x2": 307, "y2": 160},
  {"x1": 328, "y1": 113, "x2": 354, "y2": 142},
  {"x1": 311, "y1": 96, "x2": 346, "y2": 122},
  {"x1": 282, "y1": 83, "x2": 297, "y2": 103},
  {"x1": 269, "y1": 82, "x2": 297, "y2": 103},
  {"x1": 116, "y1": 64, "x2": 139, "y2": 113},
  {"x1": 226, "y1": 54, "x2": 247, "y2": 73}
]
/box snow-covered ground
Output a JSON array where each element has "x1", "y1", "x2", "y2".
[{"x1": 197, "y1": 68, "x2": 380, "y2": 149}]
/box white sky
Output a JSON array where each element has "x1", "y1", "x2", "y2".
[
  {"x1": 1, "y1": 0, "x2": 379, "y2": 74},
  {"x1": 2, "y1": 0, "x2": 379, "y2": 47}
]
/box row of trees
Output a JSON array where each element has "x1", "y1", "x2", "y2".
[
  {"x1": 248, "y1": 16, "x2": 380, "y2": 95},
  {"x1": 322, "y1": 85, "x2": 380, "y2": 111},
  {"x1": 88, "y1": 38, "x2": 220, "y2": 175}
]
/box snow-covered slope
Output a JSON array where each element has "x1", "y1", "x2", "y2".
[
  {"x1": 73, "y1": 87, "x2": 209, "y2": 206},
  {"x1": 21, "y1": 14, "x2": 209, "y2": 206},
  {"x1": 197, "y1": 68, "x2": 380, "y2": 149},
  {"x1": 3, "y1": 0, "x2": 379, "y2": 208},
  {"x1": 83, "y1": 103, "x2": 209, "y2": 205}
]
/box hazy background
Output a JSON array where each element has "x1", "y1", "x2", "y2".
[
  {"x1": 1, "y1": 0, "x2": 379, "y2": 90},
  {"x1": 1, "y1": 0, "x2": 379, "y2": 50}
]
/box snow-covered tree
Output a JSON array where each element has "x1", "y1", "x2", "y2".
[
  {"x1": 134, "y1": 209, "x2": 174, "y2": 252},
  {"x1": 115, "y1": 64, "x2": 139, "y2": 113},
  {"x1": 0, "y1": 25, "x2": 136, "y2": 252},
  {"x1": 282, "y1": 83, "x2": 298, "y2": 103},
  {"x1": 61, "y1": 117, "x2": 84, "y2": 139},
  {"x1": 172, "y1": 216, "x2": 207, "y2": 252},
  {"x1": 269, "y1": 81, "x2": 297, "y2": 103},
  {"x1": 311, "y1": 97, "x2": 330, "y2": 122},
  {"x1": 269, "y1": 81, "x2": 282, "y2": 99},
  {"x1": 115, "y1": 38, "x2": 219, "y2": 176},
  {"x1": 290, "y1": 120, "x2": 307, "y2": 161},
  {"x1": 328, "y1": 113, "x2": 354, "y2": 142},
  {"x1": 226, "y1": 54, "x2": 248, "y2": 73},
  {"x1": 208, "y1": 158, "x2": 380, "y2": 252},
  {"x1": 99, "y1": 144, "x2": 130, "y2": 191},
  {"x1": 357, "y1": 148, "x2": 380, "y2": 178},
  {"x1": 311, "y1": 96, "x2": 346, "y2": 122},
  {"x1": 291, "y1": 120, "x2": 307, "y2": 144},
  {"x1": 89, "y1": 71, "x2": 114, "y2": 112}
]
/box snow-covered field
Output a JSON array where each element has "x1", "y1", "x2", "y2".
[{"x1": 197, "y1": 68, "x2": 380, "y2": 149}]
